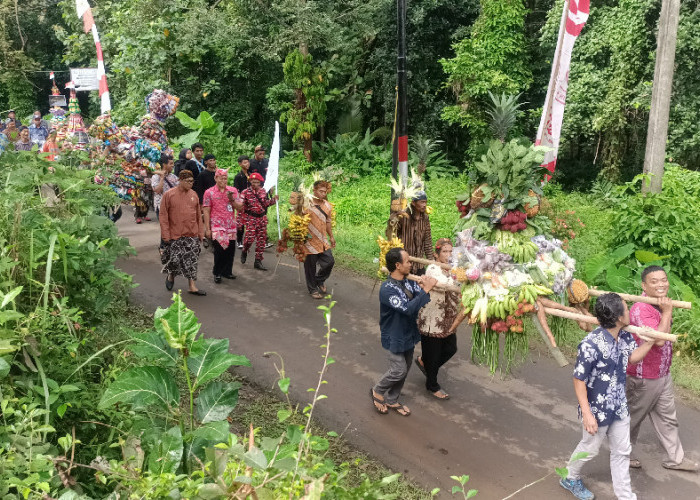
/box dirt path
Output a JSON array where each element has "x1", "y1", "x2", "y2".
[{"x1": 117, "y1": 214, "x2": 700, "y2": 499}]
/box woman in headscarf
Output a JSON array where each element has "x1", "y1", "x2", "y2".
[
  {"x1": 415, "y1": 238, "x2": 466, "y2": 400},
  {"x1": 41, "y1": 130, "x2": 59, "y2": 161},
  {"x1": 174, "y1": 148, "x2": 192, "y2": 176}
]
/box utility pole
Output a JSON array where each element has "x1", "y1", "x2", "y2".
[
  {"x1": 642, "y1": 0, "x2": 681, "y2": 194},
  {"x1": 391, "y1": 0, "x2": 408, "y2": 205}
]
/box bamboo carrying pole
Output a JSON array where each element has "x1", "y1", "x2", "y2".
[
  {"x1": 542, "y1": 307, "x2": 678, "y2": 343},
  {"x1": 587, "y1": 289, "x2": 691, "y2": 310},
  {"x1": 408, "y1": 256, "x2": 450, "y2": 270},
  {"x1": 531, "y1": 314, "x2": 570, "y2": 367}
]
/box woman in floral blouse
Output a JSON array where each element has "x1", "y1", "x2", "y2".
[{"x1": 415, "y1": 238, "x2": 466, "y2": 400}]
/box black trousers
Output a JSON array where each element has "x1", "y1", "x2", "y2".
[
  {"x1": 212, "y1": 239, "x2": 236, "y2": 277},
  {"x1": 420, "y1": 333, "x2": 457, "y2": 392},
  {"x1": 304, "y1": 250, "x2": 335, "y2": 293},
  {"x1": 236, "y1": 225, "x2": 245, "y2": 246}
]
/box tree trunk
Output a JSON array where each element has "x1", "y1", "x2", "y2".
[{"x1": 642, "y1": 0, "x2": 681, "y2": 194}]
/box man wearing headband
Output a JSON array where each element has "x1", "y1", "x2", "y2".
[
  {"x1": 203, "y1": 169, "x2": 243, "y2": 283},
  {"x1": 240, "y1": 172, "x2": 278, "y2": 270},
  {"x1": 194, "y1": 153, "x2": 218, "y2": 203},
  {"x1": 386, "y1": 191, "x2": 433, "y2": 275},
  {"x1": 159, "y1": 169, "x2": 206, "y2": 295}
]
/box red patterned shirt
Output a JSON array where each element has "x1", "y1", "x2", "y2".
[
  {"x1": 203, "y1": 185, "x2": 240, "y2": 248},
  {"x1": 626, "y1": 301, "x2": 673, "y2": 379},
  {"x1": 241, "y1": 187, "x2": 275, "y2": 216}
]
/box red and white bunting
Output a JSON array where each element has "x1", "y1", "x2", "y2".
[
  {"x1": 75, "y1": 0, "x2": 111, "y2": 114},
  {"x1": 535, "y1": 0, "x2": 590, "y2": 177},
  {"x1": 49, "y1": 71, "x2": 55, "y2": 80}
]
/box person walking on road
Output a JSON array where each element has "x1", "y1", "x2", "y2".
[
  {"x1": 159, "y1": 170, "x2": 206, "y2": 296},
  {"x1": 240, "y1": 172, "x2": 278, "y2": 270},
  {"x1": 183, "y1": 142, "x2": 205, "y2": 182},
  {"x1": 203, "y1": 169, "x2": 242, "y2": 283},
  {"x1": 386, "y1": 191, "x2": 433, "y2": 275},
  {"x1": 560, "y1": 293, "x2": 660, "y2": 500},
  {"x1": 626, "y1": 265, "x2": 699, "y2": 472},
  {"x1": 151, "y1": 155, "x2": 178, "y2": 220},
  {"x1": 233, "y1": 155, "x2": 251, "y2": 249},
  {"x1": 371, "y1": 248, "x2": 436, "y2": 416},
  {"x1": 174, "y1": 147, "x2": 192, "y2": 176},
  {"x1": 304, "y1": 180, "x2": 336, "y2": 299},
  {"x1": 250, "y1": 144, "x2": 268, "y2": 179},
  {"x1": 194, "y1": 153, "x2": 218, "y2": 203},
  {"x1": 415, "y1": 238, "x2": 466, "y2": 400}
]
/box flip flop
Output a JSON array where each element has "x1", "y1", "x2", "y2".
[
  {"x1": 662, "y1": 458, "x2": 700, "y2": 472},
  {"x1": 431, "y1": 389, "x2": 450, "y2": 400},
  {"x1": 629, "y1": 459, "x2": 642, "y2": 469},
  {"x1": 165, "y1": 277, "x2": 174, "y2": 291},
  {"x1": 414, "y1": 356, "x2": 427, "y2": 376},
  {"x1": 386, "y1": 402, "x2": 411, "y2": 416},
  {"x1": 370, "y1": 389, "x2": 388, "y2": 414},
  {"x1": 310, "y1": 291, "x2": 324, "y2": 299},
  {"x1": 318, "y1": 284, "x2": 327, "y2": 293},
  {"x1": 188, "y1": 290, "x2": 207, "y2": 296}
]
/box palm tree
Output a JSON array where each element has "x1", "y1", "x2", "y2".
[{"x1": 411, "y1": 135, "x2": 443, "y2": 175}]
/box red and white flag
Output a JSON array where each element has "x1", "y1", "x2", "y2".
[
  {"x1": 74, "y1": 0, "x2": 111, "y2": 114},
  {"x1": 535, "y1": 0, "x2": 590, "y2": 176},
  {"x1": 49, "y1": 71, "x2": 55, "y2": 80}
]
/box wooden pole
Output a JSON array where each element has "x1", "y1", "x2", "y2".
[
  {"x1": 587, "y1": 289, "x2": 691, "y2": 310},
  {"x1": 530, "y1": 313, "x2": 569, "y2": 367},
  {"x1": 542, "y1": 307, "x2": 677, "y2": 343},
  {"x1": 408, "y1": 256, "x2": 451, "y2": 270}
]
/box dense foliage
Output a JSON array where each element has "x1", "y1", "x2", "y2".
[{"x1": 3, "y1": 0, "x2": 697, "y2": 178}]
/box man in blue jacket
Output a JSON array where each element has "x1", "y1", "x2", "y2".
[{"x1": 371, "y1": 247, "x2": 436, "y2": 416}]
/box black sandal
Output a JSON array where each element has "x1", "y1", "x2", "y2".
[
  {"x1": 370, "y1": 389, "x2": 388, "y2": 414},
  {"x1": 414, "y1": 356, "x2": 427, "y2": 376},
  {"x1": 165, "y1": 277, "x2": 174, "y2": 291},
  {"x1": 386, "y1": 402, "x2": 411, "y2": 416},
  {"x1": 188, "y1": 290, "x2": 207, "y2": 296}
]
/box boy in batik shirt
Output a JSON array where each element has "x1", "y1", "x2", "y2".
[{"x1": 560, "y1": 293, "x2": 659, "y2": 500}]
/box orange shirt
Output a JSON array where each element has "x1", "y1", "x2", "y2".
[
  {"x1": 160, "y1": 187, "x2": 204, "y2": 241},
  {"x1": 304, "y1": 199, "x2": 333, "y2": 255}
]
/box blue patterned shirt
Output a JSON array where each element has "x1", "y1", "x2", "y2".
[
  {"x1": 573, "y1": 327, "x2": 637, "y2": 427},
  {"x1": 379, "y1": 278, "x2": 430, "y2": 354}
]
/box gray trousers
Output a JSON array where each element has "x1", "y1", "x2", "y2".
[
  {"x1": 626, "y1": 374, "x2": 684, "y2": 466},
  {"x1": 373, "y1": 348, "x2": 414, "y2": 405},
  {"x1": 567, "y1": 417, "x2": 636, "y2": 500}
]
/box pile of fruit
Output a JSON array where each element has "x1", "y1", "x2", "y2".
[{"x1": 376, "y1": 235, "x2": 404, "y2": 278}]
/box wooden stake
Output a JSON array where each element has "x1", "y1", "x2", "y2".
[
  {"x1": 542, "y1": 307, "x2": 678, "y2": 343},
  {"x1": 530, "y1": 313, "x2": 569, "y2": 367},
  {"x1": 587, "y1": 289, "x2": 691, "y2": 310}
]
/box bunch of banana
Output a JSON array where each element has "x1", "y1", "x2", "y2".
[
  {"x1": 377, "y1": 235, "x2": 404, "y2": 276},
  {"x1": 288, "y1": 213, "x2": 311, "y2": 241},
  {"x1": 517, "y1": 284, "x2": 554, "y2": 304},
  {"x1": 454, "y1": 267, "x2": 468, "y2": 283},
  {"x1": 485, "y1": 295, "x2": 520, "y2": 319},
  {"x1": 470, "y1": 297, "x2": 489, "y2": 324},
  {"x1": 494, "y1": 230, "x2": 539, "y2": 263}
]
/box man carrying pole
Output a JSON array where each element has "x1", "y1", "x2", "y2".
[{"x1": 625, "y1": 265, "x2": 699, "y2": 472}]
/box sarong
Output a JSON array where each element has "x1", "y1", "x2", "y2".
[{"x1": 161, "y1": 237, "x2": 201, "y2": 280}]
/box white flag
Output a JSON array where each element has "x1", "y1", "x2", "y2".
[
  {"x1": 535, "y1": 0, "x2": 590, "y2": 176},
  {"x1": 263, "y1": 121, "x2": 280, "y2": 192}
]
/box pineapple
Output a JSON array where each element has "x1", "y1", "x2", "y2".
[{"x1": 470, "y1": 183, "x2": 495, "y2": 209}]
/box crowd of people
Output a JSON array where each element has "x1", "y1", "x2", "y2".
[
  {"x1": 155, "y1": 142, "x2": 335, "y2": 298},
  {"x1": 372, "y1": 191, "x2": 697, "y2": 499},
  {"x1": 0, "y1": 110, "x2": 57, "y2": 154}
]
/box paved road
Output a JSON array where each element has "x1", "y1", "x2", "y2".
[{"x1": 116, "y1": 213, "x2": 700, "y2": 499}]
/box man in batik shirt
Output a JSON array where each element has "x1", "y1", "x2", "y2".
[
  {"x1": 626, "y1": 266, "x2": 698, "y2": 472},
  {"x1": 203, "y1": 169, "x2": 243, "y2": 283},
  {"x1": 240, "y1": 173, "x2": 278, "y2": 270},
  {"x1": 560, "y1": 293, "x2": 658, "y2": 500},
  {"x1": 304, "y1": 181, "x2": 336, "y2": 299}
]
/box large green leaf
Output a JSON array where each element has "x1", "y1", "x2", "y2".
[
  {"x1": 0, "y1": 357, "x2": 10, "y2": 378},
  {"x1": 609, "y1": 243, "x2": 636, "y2": 264},
  {"x1": 147, "y1": 426, "x2": 183, "y2": 474},
  {"x1": 583, "y1": 254, "x2": 613, "y2": 283},
  {"x1": 173, "y1": 130, "x2": 201, "y2": 149},
  {"x1": 198, "y1": 111, "x2": 216, "y2": 133},
  {"x1": 606, "y1": 265, "x2": 634, "y2": 293},
  {"x1": 155, "y1": 293, "x2": 201, "y2": 350},
  {"x1": 635, "y1": 250, "x2": 669, "y2": 264},
  {"x1": 130, "y1": 331, "x2": 178, "y2": 366},
  {"x1": 196, "y1": 381, "x2": 241, "y2": 423},
  {"x1": 184, "y1": 420, "x2": 231, "y2": 463},
  {"x1": 98, "y1": 366, "x2": 179, "y2": 412},
  {"x1": 187, "y1": 338, "x2": 250, "y2": 390},
  {"x1": 175, "y1": 111, "x2": 201, "y2": 131}
]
